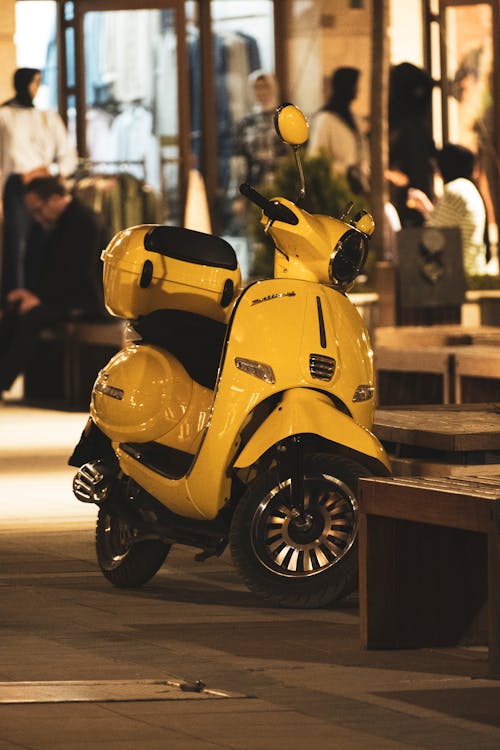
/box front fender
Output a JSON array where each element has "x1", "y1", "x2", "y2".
[{"x1": 233, "y1": 388, "x2": 391, "y2": 472}]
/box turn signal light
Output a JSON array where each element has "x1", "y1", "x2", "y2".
[
  {"x1": 235, "y1": 357, "x2": 276, "y2": 384},
  {"x1": 352, "y1": 384, "x2": 374, "y2": 402}
]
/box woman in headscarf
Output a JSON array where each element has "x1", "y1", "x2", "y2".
[
  {"x1": 230, "y1": 70, "x2": 288, "y2": 249},
  {"x1": 233, "y1": 70, "x2": 287, "y2": 188},
  {"x1": 0, "y1": 67, "x2": 77, "y2": 303},
  {"x1": 308, "y1": 66, "x2": 370, "y2": 196}
]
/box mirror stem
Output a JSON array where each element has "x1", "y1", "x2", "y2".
[{"x1": 293, "y1": 146, "x2": 306, "y2": 204}]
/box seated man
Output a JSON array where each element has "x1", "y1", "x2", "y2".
[{"x1": 0, "y1": 176, "x2": 108, "y2": 398}]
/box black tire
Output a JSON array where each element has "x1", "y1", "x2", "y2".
[
  {"x1": 229, "y1": 453, "x2": 372, "y2": 608},
  {"x1": 96, "y1": 506, "x2": 170, "y2": 588}
]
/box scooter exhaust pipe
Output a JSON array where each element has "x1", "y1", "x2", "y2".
[{"x1": 73, "y1": 461, "x2": 114, "y2": 504}]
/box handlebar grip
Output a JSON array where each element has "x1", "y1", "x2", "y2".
[
  {"x1": 239, "y1": 182, "x2": 268, "y2": 209},
  {"x1": 239, "y1": 183, "x2": 298, "y2": 226}
]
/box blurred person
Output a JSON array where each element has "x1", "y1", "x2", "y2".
[
  {"x1": 386, "y1": 62, "x2": 436, "y2": 227},
  {"x1": 0, "y1": 177, "x2": 106, "y2": 398},
  {"x1": 307, "y1": 66, "x2": 370, "y2": 196},
  {"x1": 407, "y1": 143, "x2": 488, "y2": 277},
  {"x1": 0, "y1": 68, "x2": 77, "y2": 303},
  {"x1": 233, "y1": 70, "x2": 287, "y2": 188},
  {"x1": 230, "y1": 70, "x2": 287, "y2": 250}
]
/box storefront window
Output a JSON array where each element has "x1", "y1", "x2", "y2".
[{"x1": 82, "y1": 9, "x2": 178, "y2": 221}]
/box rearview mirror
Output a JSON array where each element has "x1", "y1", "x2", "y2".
[{"x1": 274, "y1": 103, "x2": 309, "y2": 146}]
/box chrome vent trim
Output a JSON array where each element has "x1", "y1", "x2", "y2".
[{"x1": 309, "y1": 354, "x2": 336, "y2": 381}]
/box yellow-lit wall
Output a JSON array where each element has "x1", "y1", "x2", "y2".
[
  {"x1": 285, "y1": 1, "x2": 373, "y2": 122},
  {"x1": 0, "y1": 0, "x2": 16, "y2": 102},
  {"x1": 319, "y1": 4, "x2": 372, "y2": 120}
]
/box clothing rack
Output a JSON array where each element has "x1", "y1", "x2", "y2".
[
  {"x1": 213, "y1": 14, "x2": 269, "y2": 23},
  {"x1": 78, "y1": 158, "x2": 147, "y2": 178}
]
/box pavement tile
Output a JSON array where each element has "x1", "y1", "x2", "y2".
[
  {"x1": 2, "y1": 405, "x2": 500, "y2": 750},
  {"x1": 40, "y1": 741, "x2": 228, "y2": 750},
  {"x1": 104, "y1": 698, "x2": 274, "y2": 717},
  {"x1": 0, "y1": 707, "x2": 176, "y2": 745},
  {"x1": 141, "y1": 708, "x2": 414, "y2": 750}
]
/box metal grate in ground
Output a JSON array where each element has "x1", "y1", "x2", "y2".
[{"x1": 0, "y1": 679, "x2": 249, "y2": 704}]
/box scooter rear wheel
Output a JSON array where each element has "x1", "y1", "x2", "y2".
[
  {"x1": 96, "y1": 506, "x2": 170, "y2": 588},
  {"x1": 229, "y1": 453, "x2": 371, "y2": 608}
]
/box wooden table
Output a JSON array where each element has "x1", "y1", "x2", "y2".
[
  {"x1": 374, "y1": 404, "x2": 500, "y2": 476},
  {"x1": 358, "y1": 474, "x2": 500, "y2": 677}
]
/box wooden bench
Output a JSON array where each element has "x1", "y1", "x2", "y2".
[
  {"x1": 374, "y1": 331, "x2": 500, "y2": 405},
  {"x1": 358, "y1": 474, "x2": 500, "y2": 678},
  {"x1": 466, "y1": 290, "x2": 500, "y2": 326},
  {"x1": 375, "y1": 345, "x2": 454, "y2": 406},
  {"x1": 375, "y1": 324, "x2": 500, "y2": 349},
  {"x1": 454, "y1": 346, "x2": 500, "y2": 404},
  {"x1": 24, "y1": 320, "x2": 127, "y2": 408}
]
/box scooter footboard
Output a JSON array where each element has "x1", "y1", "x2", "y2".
[{"x1": 233, "y1": 388, "x2": 391, "y2": 473}]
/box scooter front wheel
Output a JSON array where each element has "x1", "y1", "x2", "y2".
[
  {"x1": 96, "y1": 506, "x2": 170, "y2": 588},
  {"x1": 229, "y1": 454, "x2": 371, "y2": 608}
]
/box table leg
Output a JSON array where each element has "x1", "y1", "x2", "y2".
[
  {"x1": 488, "y1": 522, "x2": 500, "y2": 678},
  {"x1": 360, "y1": 514, "x2": 488, "y2": 651}
]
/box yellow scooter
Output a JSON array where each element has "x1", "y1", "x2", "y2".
[{"x1": 70, "y1": 104, "x2": 390, "y2": 608}]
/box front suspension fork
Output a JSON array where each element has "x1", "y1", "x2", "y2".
[{"x1": 277, "y1": 435, "x2": 307, "y2": 515}]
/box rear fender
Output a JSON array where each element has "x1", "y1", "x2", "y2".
[
  {"x1": 233, "y1": 388, "x2": 391, "y2": 473},
  {"x1": 68, "y1": 417, "x2": 116, "y2": 468}
]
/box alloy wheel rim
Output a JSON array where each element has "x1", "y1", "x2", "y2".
[
  {"x1": 100, "y1": 512, "x2": 133, "y2": 570},
  {"x1": 250, "y1": 474, "x2": 358, "y2": 578}
]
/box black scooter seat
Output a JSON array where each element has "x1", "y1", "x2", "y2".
[{"x1": 144, "y1": 226, "x2": 238, "y2": 271}]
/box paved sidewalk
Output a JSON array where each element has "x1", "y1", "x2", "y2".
[{"x1": 1, "y1": 404, "x2": 499, "y2": 749}]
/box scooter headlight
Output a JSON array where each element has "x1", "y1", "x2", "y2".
[{"x1": 329, "y1": 230, "x2": 368, "y2": 287}]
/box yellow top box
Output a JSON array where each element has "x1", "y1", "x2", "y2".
[{"x1": 101, "y1": 224, "x2": 242, "y2": 322}]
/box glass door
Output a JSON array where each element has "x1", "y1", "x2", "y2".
[
  {"x1": 438, "y1": 1, "x2": 499, "y2": 267},
  {"x1": 444, "y1": 4, "x2": 493, "y2": 148}
]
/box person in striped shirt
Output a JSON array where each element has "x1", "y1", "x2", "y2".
[{"x1": 407, "y1": 143, "x2": 487, "y2": 278}]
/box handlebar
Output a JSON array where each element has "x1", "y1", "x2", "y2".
[{"x1": 239, "y1": 183, "x2": 298, "y2": 226}]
